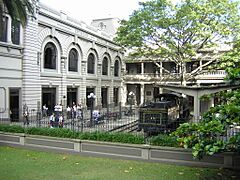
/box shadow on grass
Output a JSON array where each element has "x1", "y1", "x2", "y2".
[{"x1": 201, "y1": 168, "x2": 240, "y2": 180}]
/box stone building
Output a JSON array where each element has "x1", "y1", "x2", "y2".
[{"x1": 0, "y1": 2, "x2": 124, "y2": 121}]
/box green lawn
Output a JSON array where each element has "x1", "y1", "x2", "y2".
[{"x1": 0, "y1": 146, "x2": 238, "y2": 180}]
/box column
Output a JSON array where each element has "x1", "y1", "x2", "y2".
[
  {"x1": 159, "y1": 61, "x2": 163, "y2": 77},
  {"x1": 7, "y1": 16, "x2": 12, "y2": 43},
  {"x1": 19, "y1": 24, "x2": 24, "y2": 46},
  {"x1": 210, "y1": 97, "x2": 214, "y2": 107},
  {"x1": 121, "y1": 83, "x2": 127, "y2": 106},
  {"x1": 193, "y1": 96, "x2": 200, "y2": 123},
  {"x1": 141, "y1": 62, "x2": 144, "y2": 75},
  {"x1": 140, "y1": 84, "x2": 145, "y2": 105},
  {"x1": 60, "y1": 56, "x2": 67, "y2": 105}
]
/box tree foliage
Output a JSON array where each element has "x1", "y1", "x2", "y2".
[
  {"x1": 116, "y1": 0, "x2": 240, "y2": 58},
  {"x1": 115, "y1": 0, "x2": 240, "y2": 82},
  {"x1": 0, "y1": 0, "x2": 34, "y2": 34},
  {"x1": 173, "y1": 42, "x2": 240, "y2": 159}
]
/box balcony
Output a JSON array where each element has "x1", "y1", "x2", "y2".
[
  {"x1": 124, "y1": 73, "x2": 181, "y2": 83},
  {"x1": 124, "y1": 70, "x2": 227, "y2": 84},
  {"x1": 195, "y1": 70, "x2": 227, "y2": 84}
]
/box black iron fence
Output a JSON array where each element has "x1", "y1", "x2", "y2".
[
  {"x1": 0, "y1": 106, "x2": 141, "y2": 134},
  {"x1": 1, "y1": 106, "x2": 239, "y2": 140}
]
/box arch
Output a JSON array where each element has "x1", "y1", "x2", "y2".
[
  {"x1": 102, "y1": 57, "x2": 109, "y2": 75},
  {"x1": 86, "y1": 48, "x2": 98, "y2": 74},
  {"x1": 66, "y1": 43, "x2": 83, "y2": 73},
  {"x1": 114, "y1": 56, "x2": 122, "y2": 77},
  {"x1": 68, "y1": 48, "x2": 78, "y2": 72},
  {"x1": 87, "y1": 53, "x2": 95, "y2": 74},
  {"x1": 41, "y1": 36, "x2": 62, "y2": 72},
  {"x1": 102, "y1": 52, "x2": 111, "y2": 76},
  {"x1": 44, "y1": 42, "x2": 57, "y2": 69},
  {"x1": 38, "y1": 28, "x2": 63, "y2": 53}
]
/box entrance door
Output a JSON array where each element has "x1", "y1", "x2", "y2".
[
  {"x1": 42, "y1": 88, "x2": 56, "y2": 115},
  {"x1": 86, "y1": 88, "x2": 95, "y2": 109},
  {"x1": 67, "y1": 88, "x2": 77, "y2": 106},
  {"x1": 9, "y1": 89, "x2": 19, "y2": 121},
  {"x1": 101, "y1": 88, "x2": 108, "y2": 108}
]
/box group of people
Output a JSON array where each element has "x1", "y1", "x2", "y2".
[
  {"x1": 42, "y1": 102, "x2": 104, "y2": 128},
  {"x1": 66, "y1": 102, "x2": 83, "y2": 119},
  {"x1": 49, "y1": 103, "x2": 64, "y2": 128},
  {"x1": 49, "y1": 113, "x2": 64, "y2": 128},
  {"x1": 44, "y1": 102, "x2": 83, "y2": 128}
]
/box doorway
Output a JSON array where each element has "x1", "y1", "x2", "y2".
[
  {"x1": 42, "y1": 88, "x2": 56, "y2": 115},
  {"x1": 86, "y1": 88, "x2": 95, "y2": 109},
  {"x1": 9, "y1": 89, "x2": 19, "y2": 121},
  {"x1": 67, "y1": 88, "x2": 77, "y2": 106},
  {"x1": 101, "y1": 87, "x2": 108, "y2": 108}
]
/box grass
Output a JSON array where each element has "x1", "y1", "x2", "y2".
[{"x1": 0, "y1": 146, "x2": 239, "y2": 180}]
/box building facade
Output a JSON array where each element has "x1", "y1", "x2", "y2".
[
  {"x1": 123, "y1": 50, "x2": 229, "y2": 120},
  {"x1": 0, "y1": 2, "x2": 124, "y2": 121}
]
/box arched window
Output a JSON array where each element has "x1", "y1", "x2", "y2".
[
  {"x1": 114, "y1": 60, "x2": 120, "y2": 77},
  {"x1": 102, "y1": 57, "x2": 108, "y2": 75},
  {"x1": 11, "y1": 20, "x2": 20, "y2": 45},
  {"x1": 44, "y1": 42, "x2": 57, "y2": 69},
  {"x1": 0, "y1": 16, "x2": 8, "y2": 42},
  {"x1": 68, "y1": 48, "x2": 78, "y2": 72},
  {"x1": 87, "y1": 53, "x2": 95, "y2": 74}
]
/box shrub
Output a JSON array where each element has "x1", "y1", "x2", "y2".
[
  {"x1": 0, "y1": 124, "x2": 24, "y2": 133},
  {"x1": 150, "y1": 134, "x2": 179, "y2": 147},
  {"x1": 79, "y1": 131, "x2": 145, "y2": 144},
  {"x1": 26, "y1": 127, "x2": 80, "y2": 139}
]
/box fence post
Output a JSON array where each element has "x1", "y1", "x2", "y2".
[
  {"x1": 118, "y1": 102, "x2": 122, "y2": 119},
  {"x1": 107, "y1": 104, "x2": 109, "y2": 121},
  {"x1": 141, "y1": 145, "x2": 150, "y2": 160},
  {"x1": 19, "y1": 134, "x2": 25, "y2": 145}
]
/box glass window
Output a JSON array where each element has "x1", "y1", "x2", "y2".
[
  {"x1": 0, "y1": 16, "x2": 8, "y2": 42},
  {"x1": 113, "y1": 87, "x2": 119, "y2": 106},
  {"x1": 44, "y1": 42, "x2": 57, "y2": 69},
  {"x1": 102, "y1": 57, "x2": 108, "y2": 75},
  {"x1": 114, "y1": 60, "x2": 120, "y2": 77},
  {"x1": 101, "y1": 87, "x2": 108, "y2": 108},
  {"x1": 87, "y1": 53, "x2": 95, "y2": 74},
  {"x1": 68, "y1": 48, "x2": 78, "y2": 72},
  {"x1": 11, "y1": 20, "x2": 20, "y2": 45}
]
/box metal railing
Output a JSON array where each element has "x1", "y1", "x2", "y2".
[{"x1": 0, "y1": 107, "x2": 141, "y2": 135}]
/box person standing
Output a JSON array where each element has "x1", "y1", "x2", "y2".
[
  {"x1": 23, "y1": 104, "x2": 29, "y2": 125},
  {"x1": 76, "y1": 103, "x2": 82, "y2": 119},
  {"x1": 49, "y1": 113, "x2": 55, "y2": 128},
  {"x1": 67, "y1": 105, "x2": 71, "y2": 119},
  {"x1": 42, "y1": 104, "x2": 48, "y2": 117},
  {"x1": 72, "y1": 102, "x2": 77, "y2": 119},
  {"x1": 58, "y1": 114, "x2": 64, "y2": 128}
]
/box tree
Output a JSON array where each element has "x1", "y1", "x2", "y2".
[
  {"x1": 0, "y1": 0, "x2": 34, "y2": 34},
  {"x1": 172, "y1": 41, "x2": 240, "y2": 159},
  {"x1": 115, "y1": 0, "x2": 240, "y2": 84}
]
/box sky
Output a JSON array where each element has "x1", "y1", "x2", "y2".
[{"x1": 40, "y1": 0, "x2": 147, "y2": 24}]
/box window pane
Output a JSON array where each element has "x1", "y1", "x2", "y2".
[
  {"x1": 114, "y1": 60, "x2": 119, "y2": 77},
  {"x1": 102, "y1": 57, "x2": 108, "y2": 75},
  {"x1": 87, "y1": 53, "x2": 95, "y2": 74},
  {"x1": 101, "y1": 88, "x2": 108, "y2": 108},
  {"x1": 11, "y1": 20, "x2": 20, "y2": 45},
  {"x1": 68, "y1": 49, "x2": 78, "y2": 72},
  {"x1": 0, "y1": 16, "x2": 8, "y2": 42},
  {"x1": 44, "y1": 42, "x2": 57, "y2": 69},
  {"x1": 114, "y1": 87, "x2": 119, "y2": 106}
]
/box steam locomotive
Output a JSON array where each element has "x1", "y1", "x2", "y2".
[{"x1": 138, "y1": 93, "x2": 190, "y2": 136}]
